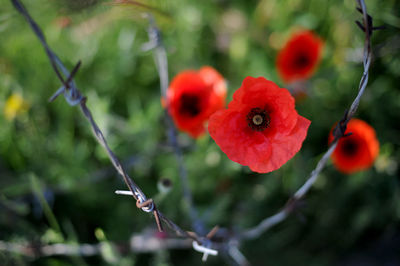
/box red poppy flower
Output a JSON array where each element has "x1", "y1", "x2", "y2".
[
  {"x1": 276, "y1": 30, "x2": 323, "y2": 83},
  {"x1": 208, "y1": 76, "x2": 311, "y2": 173},
  {"x1": 329, "y1": 119, "x2": 379, "y2": 174},
  {"x1": 166, "y1": 66, "x2": 227, "y2": 138}
]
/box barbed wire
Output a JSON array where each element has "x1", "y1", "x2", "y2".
[
  {"x1": 8, "y1": 0, "x2": 378, "y2": 264},
  {"x1": 238, "y1": 0, "x2": 376, "y2": 242},
  {"x1": 140, "y1": 0, "x2": 377, "y2": 262},
  {"x1": 143, "y1": 14, "x2": 207, "y2": 236},
  {"x1": 10, "y1": 0, "x2": 203, "y2": 244}
]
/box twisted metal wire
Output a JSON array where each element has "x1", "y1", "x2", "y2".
[
  {"x1": 143, "y1": 14, "x2": 206, "y2": 236},
  {"x1": 10, "y1": 0, "x2": 377, "y2": 263},
  {"x1": 10, "y1": 0, "x2": 202, "y2": 244},
  {"x1": 239, "y1": 0, "x2": 375, "y2": 241}
]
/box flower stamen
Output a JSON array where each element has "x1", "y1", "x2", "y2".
[
  {"x1": 252, "y1": 114, "x2": 263, "y2": 125},
  {"x1": 247, "y1": 107, "x2": 270, "y2": 131}
]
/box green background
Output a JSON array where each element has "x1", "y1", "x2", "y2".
[{"x1": 0, "y1": 0, "x2": 399, "y2": 265}]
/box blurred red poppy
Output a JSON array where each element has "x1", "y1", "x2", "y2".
[
  {"x1": 166, "y1": 66, "x2": 227, "y2": 138},
  {"x1": 208, "y1": 76, "x2": 310, "y2": 173},
  {"x1": 329, "y1": 119, "x2": 379, "y2": 174},
  {"x1": 276, "y1": 30, "x2": 323, "y2": 83}
]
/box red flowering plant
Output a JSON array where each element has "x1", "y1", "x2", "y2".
[
  {"x1": 165, "y1": 66, "x2": 227, "y2": 138},
  {"x1": 208, "y1": 76, "x2": 311, "y2": 173},
  {"x1": 329, "y1": 119, "x2": 379, "y2": 174},
  {"x1": 276, "y1": 30, "x2": 323, "y2": 83}
]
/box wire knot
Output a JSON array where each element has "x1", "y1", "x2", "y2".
[
  {"x1": 115, "y1": 190, "x2": 162, "y2": 231},
  {"x1": 49, "y1": 86, "x2": 84, "y2": 106},
  {"x1": 48, "y1": 61, "x2": 84, "y2": 106},
  {"x1": 134, "y1": 192, "x2": 154, "y2": 213},
  {"x1": 332, "y1": 110, "x2": 353, "y2": 141}
]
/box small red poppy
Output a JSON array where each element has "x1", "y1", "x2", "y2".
[
  {"x1": 166, "y1": 66, "x2": 227, "y2": 138},
  {"x1": 276, "y1": 30, "x2": 323, "y2": 83},
  {"x1": 329, "y1": 119, "x2": 379, "y2": 174},
  {"x1": 208, "y1": 76, "x2": 311, "y2": 173}
]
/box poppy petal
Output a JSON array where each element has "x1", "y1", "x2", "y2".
[
  {"x1": 329, "y1": 119, "x2": 379, "y2": 174},
  {"x1": 166, "y1": 67, "x2": 227, "y2": 138},
  {"x1": 209, "y1": 76, "x2": 310, "y2": 173},
  {"x1": 276, "y1": 30, "x2": 323, "y2": 83},
  {"x1": 208, "y1": 109, "x2": 273, "y2": 170}
]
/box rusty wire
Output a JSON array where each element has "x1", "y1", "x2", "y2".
[
  {"x1": 10, "y1": 0, "x2": 202, "y2": 244},
  {"x1": 9, "y1": 0, "x2": 378, "y2": 264},
  {"x1": 140, "y1": 0, "x2": 378, "y2": 261},
  {"x1": 143, "y1": 14, "x2": 207, "y2": 236}
]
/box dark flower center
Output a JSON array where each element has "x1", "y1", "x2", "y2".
[
  {"x1": 341, "y1": 138, "x2": 359, "y2": 157},
  {"x1": 247, "y1": 107, "x2": 270, "y2": 131},
  {"x1": 294, "y1": 53, "x2": 310, "y2": 69},
  {"x1": 179, "y1": 94, "x2": 201, "y2": 117}
]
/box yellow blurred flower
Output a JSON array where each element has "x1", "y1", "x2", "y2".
[{"x1": 3, "y1": 93, "x2": 29, "y2": 121}]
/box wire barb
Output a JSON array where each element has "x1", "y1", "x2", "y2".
[
  {"x1": 206, "y1": 226, "x2": 220, "y2": 240},
  {"x1": 11, "y1": 0, "x2": 200, "y2": 242},
  {"x1": 192, "y1": 241, "x2": 218, "y2": 262},
  {"x1": 11, "y1": 0, "x2": 376, "y2": 263},
  {"x1": 134, "y1": 192, "x2": 154, "y2": 213},
  {"x1": 145, "y1": 14, "x2": 207, "y2": 236},
  {"x1": 115, "y1": 190, "x2": 134, "y2": 196},
  {"x1": 239, "y1": 0, "x2": 374, "y2": 241}
]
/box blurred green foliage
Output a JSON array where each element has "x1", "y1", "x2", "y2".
[{"x1": 0, "y1": 0, "x2": 399, "y2": 265}]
